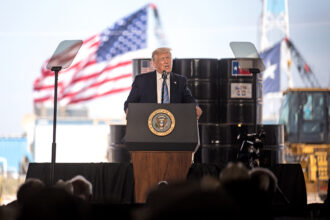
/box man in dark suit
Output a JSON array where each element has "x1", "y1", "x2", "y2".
[{"x1": 124, "y1": 47, "x2": 202, "y2": 119}]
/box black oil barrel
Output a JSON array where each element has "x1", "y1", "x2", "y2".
[
  {"x1": 218, "y1": 59, "x2": 263, "y2": 125},
  {"x1": 107, "y1": 124, "x2": 130, "y2": 163},
  {"x1": 132, "y1": 58, "x2": 155, "y2": 77},
  {"x1": 199, "y1": 123, "x2": 241, "y2": 169},
  {"x1": 173, "y1": 58, "x2": 218, "y2": 79},
  {"x1": 258, "y1": 124, "x2": 285, "y2": 168},
  {"x1": 200, "y1": 123, "x2": 285, "y2": 169},
  {"x1": 172, "y1": 58, "x2": 219, "y2": 124}
]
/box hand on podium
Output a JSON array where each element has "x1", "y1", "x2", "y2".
[{"x1": 196, "y1": 106, "x2": 203, "y2": 120}]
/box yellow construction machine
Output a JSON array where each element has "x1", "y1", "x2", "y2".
[{"x1": 279, "y1": 88, "x2": 330, "y2": 199}]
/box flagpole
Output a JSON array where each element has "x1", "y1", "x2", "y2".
[{"x1": 50, "y1": 66, "x2": 62, "y2": 185}]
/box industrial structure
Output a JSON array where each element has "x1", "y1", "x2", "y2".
[{"x1": 260, "y1": 0, "x2": 329, "y2": 199}]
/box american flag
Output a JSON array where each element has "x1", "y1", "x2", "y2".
[{"x1": 33, "y1": 6, "x2": 148, "y2": 106}]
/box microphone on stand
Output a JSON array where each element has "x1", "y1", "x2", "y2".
[
  {"x1": 161, "y1": 70, "x2": 167, "y2": 104},
  {"x1": 162, "y1": 70, "x2": 167, "y2": 80}
]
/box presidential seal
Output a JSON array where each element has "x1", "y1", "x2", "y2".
[{"x1": 148, "y1": 109, "x2": 175, "y2": 136}]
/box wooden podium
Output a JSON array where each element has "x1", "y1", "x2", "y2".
[
  {"x1": 126, "y1": 103, "x2": 199, "y2": 203},
  {"x1": 131, "y1": 151, "x2": 193, "y2": 203}
]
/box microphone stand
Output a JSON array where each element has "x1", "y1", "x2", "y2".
[
  {"x1": 249, "y1": 68, "x2": 260, "y2": 134},
  {"x1": 50, "y1": 66, "x2": 62, "y2": 185}
]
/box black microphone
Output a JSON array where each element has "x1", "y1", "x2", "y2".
[
  {"x1": 161, "y1": 71, "x2": 167, "y2": 104},
  {"x1": 162, "y1": 70, "x2": 167, "y2": 79}
]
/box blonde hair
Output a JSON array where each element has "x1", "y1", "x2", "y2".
[{"x1": 152, "y1": 47, "x2": 172, "y2": 61}]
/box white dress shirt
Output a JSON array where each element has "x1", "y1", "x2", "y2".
[{"x1": 156, "y1": 71, "x2": 170, "y2": 103}]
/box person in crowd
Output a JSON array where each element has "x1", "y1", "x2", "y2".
[
  {"x1": 249, "y1": 167, "x2": 277, "y2": 204},
  {"x1": 55, "y1": 179, "x2": 74, "y2": 194},
  {"x1": 0, "y1": 204, "x2": 17, "y2": 220},
  {"x1": 16, "y1": 178, "x2": 45, "y2": 206},
  {"x1": 219, "y1": 162, "x2": 273, "y2": 220},
  {"x1": 55, "y1": 175, "x2": 92, "y2": 201},
  {"x1": 0, "y1": 178, "x2": 46, "y2": 220},
  {"x1": 124, "y1": 47, "x2": 202, "y2": 120},
  {"x1": 249, "y1": 167, "x2": 278, "y2": 219},
  {"x1": 17, "y1": 186, "x2": 90, "y2": 220},
  {"x1": 135, "y1": 179, "x2": 238, "y2": 220},
  {"x1": 68, "y1": 175, "x2": 93, "y2": 201}
]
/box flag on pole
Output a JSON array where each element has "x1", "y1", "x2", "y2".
[
  {"x1": 260, "y1": 41, "x2": 283, "y2": 123},
  {"x1": 33, "y1": 5, "x2": 149, "y2": 106},
  {"x1": 260, "y1": 41, "x2": 281, "y2": 95}
]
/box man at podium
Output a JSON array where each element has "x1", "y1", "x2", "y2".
[{"x1": 124, "y1": 47, "x2": 202, "y2": 119}]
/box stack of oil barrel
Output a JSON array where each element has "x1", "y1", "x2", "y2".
[
  {"x1": 173, "y1": 58, "x2": 284, "y2": 169},
  {"x1": 172, "y1": 59, "x2": 219, "y2": 124},
  {"x1": 172, "y1": 59, "x2": 218, "y2": 163},
  {"x1": 107, "y1": 58, "x2": 284, "y2": 168}
]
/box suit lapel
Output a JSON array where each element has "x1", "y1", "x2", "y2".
[
  {"x1": 150, "y1": 71, "x2": 157, "y2": 102},
  {"x1": 170, "y1": 72, "x2": 178, "y2": 103}
]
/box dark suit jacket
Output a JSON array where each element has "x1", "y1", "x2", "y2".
[{"x1": 124, "y1": 71, "x2": 196, "y2": 111}]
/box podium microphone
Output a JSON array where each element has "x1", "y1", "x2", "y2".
[
  {"x1": 162, "y1": 70, "x2": 167, "y2": 79},
  {"x1": 161, "y1": 71, "x2": 167, "y2": 104}
]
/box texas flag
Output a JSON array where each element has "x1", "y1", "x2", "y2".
[
  {"x1": 259, "y1": 42, "x2": 281, "y2": 94},
  {"x1": 232, "y1": 60, "x2": 252, "y2": 76}
]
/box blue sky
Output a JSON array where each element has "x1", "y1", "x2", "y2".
[{"x1": 0, "y1": 0, "x2": 329, "y2": 134}]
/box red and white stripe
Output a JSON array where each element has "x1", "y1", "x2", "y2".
[{"x1": 33, "y1": 34, "x2": 147, "y2": 106}]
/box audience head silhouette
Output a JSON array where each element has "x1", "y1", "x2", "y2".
[
  {"x1": 16, "y1": 178, "x2": 45, "y2": 205},
  {"x1": 68, "y1": 175, "x2": 93, "y2": 201}
]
